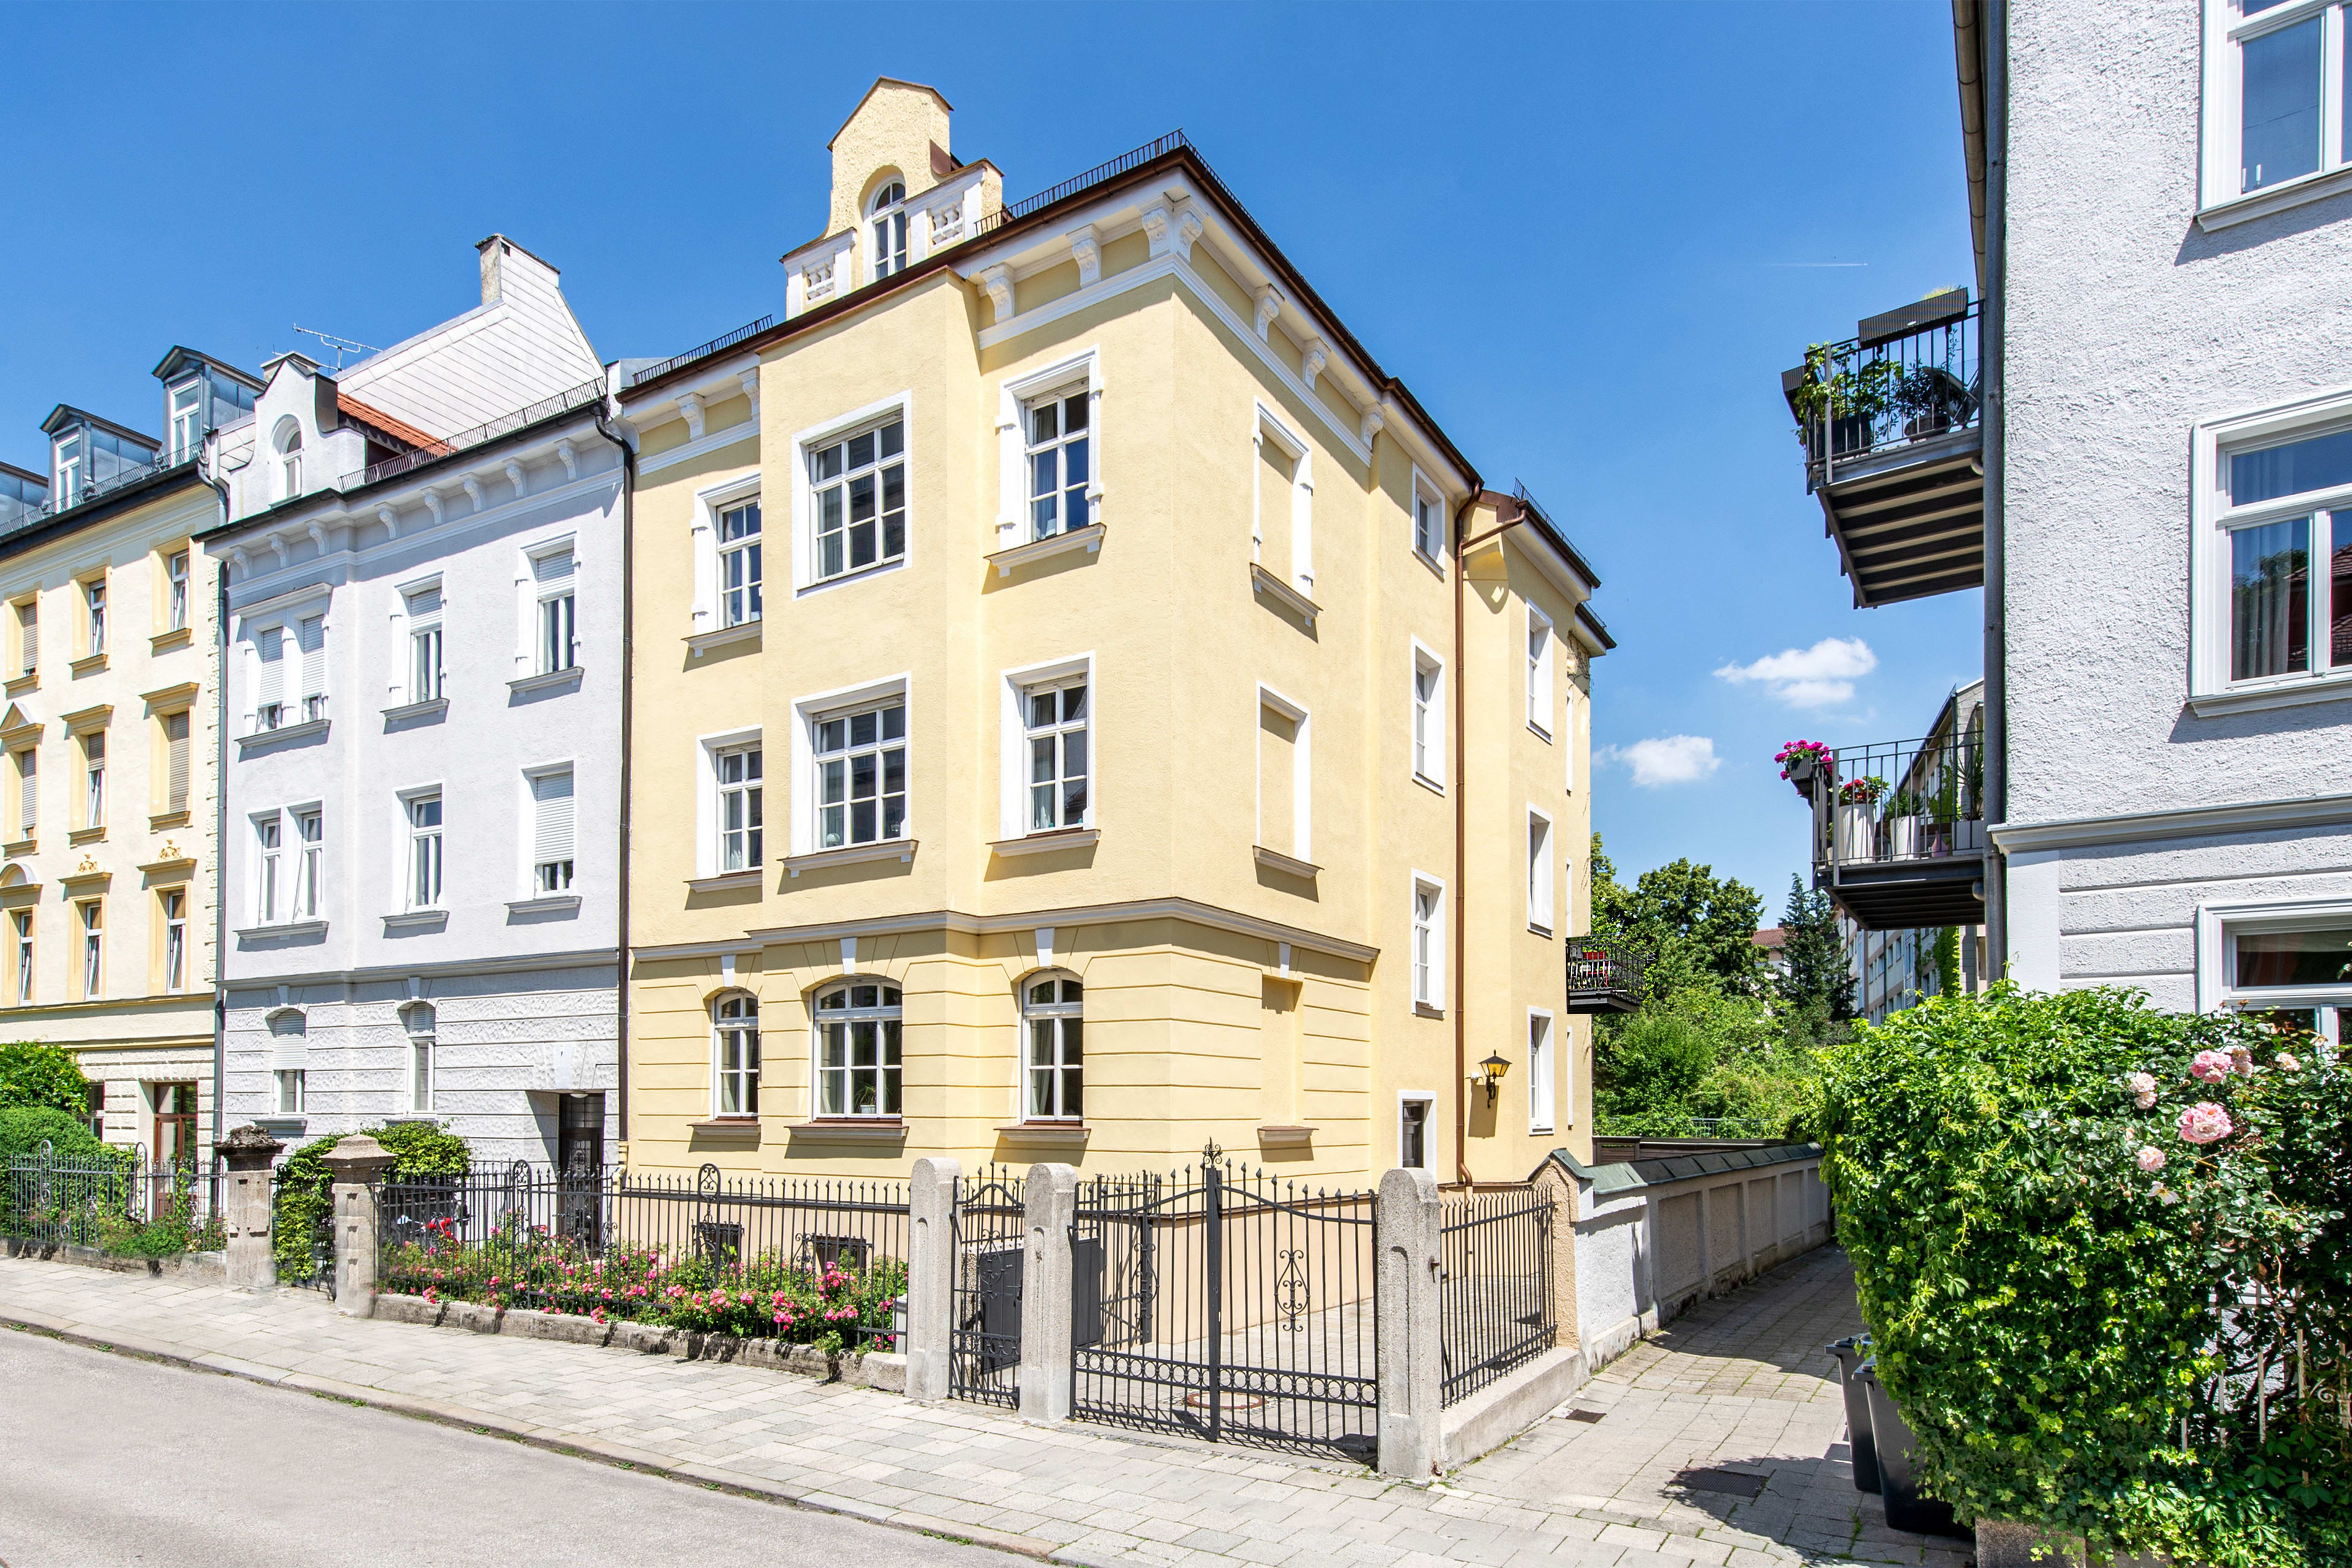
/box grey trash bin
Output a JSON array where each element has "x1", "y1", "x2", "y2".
[
  {"x1": 1858, "y1": 1360, "x2": 1965, "y2": 1539},
  {"x1": 1826, "y1": 1335, "x2": 1879, "y2": 1493}
]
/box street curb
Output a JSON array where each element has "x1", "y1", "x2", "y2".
[{"x1": 0, "y1": 1307, "x2": 1057, "y2": 1562}]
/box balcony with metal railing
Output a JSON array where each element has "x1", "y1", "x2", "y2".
[
  {"x1": 1564, "y1": 937, "x2": 1645, "y2": 1014},
  {"x1": 1782, "y1": 731, "x2": 1988, "y2": 931},
  {"x1": 1778, "y1": 292, "x2": 1985, "y2": 609}
]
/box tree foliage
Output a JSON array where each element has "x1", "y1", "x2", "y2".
[
  {"x1": 1594, "y1": 986, "x2": 1822, "y2": 1139},
  {"x1": 0, "y1": 1043, "x2": 91, "y2": 1118},
  {"x1": 0, "y1": 1106, "x2": 122, "y2": 1167},
  {"x1": 1591, "y1": 835, "x2": 1769, "y2": 997},
  {"x1": 1820, "y1": 986, "x2": 2351, "y2": 1566},
  {"x1": 271, "y1": 1123, "x2": 472, "y2": 1281},
  {"x1": 1776, "y1": 876, "x2": 1854, "y2": 1022}
]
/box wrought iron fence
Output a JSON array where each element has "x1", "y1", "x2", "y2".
[
  {"x1": 1566, "y1": 937, "x2": 1646, "y2": 1004},
  {"x1": 375, "y1": 1163, "x2": 908, "y2": 1351},
  {"x1": 624, "y1": 315, "x2": 775, "y2": 391},
  {"x1": 349, "y1": 375, "x2": 608, "y2": 489},
  {"x1": 1807, "y1": 731, "x2": 1988, "y2": 872},
  {"x1": 950, "y1": 1165, "x2": 1025, "y2": 1408},
  {"x1": 1790, "y1": 296, "x2": 1981, "y2": 474},
  {"x1": 1071, "y1": 1153, "x2": 1378, "y2": 1460},
  {"x1": 2, "y1": 1148, "x2": 222, "y2": 1254},
  {"x1": 1439, "y1": 1185, "x2": 1555, "y2": 1407}
]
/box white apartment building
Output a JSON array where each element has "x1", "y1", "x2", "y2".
[{"x1": 203, "y1": 236, "x2": 625, "y2": 1168}]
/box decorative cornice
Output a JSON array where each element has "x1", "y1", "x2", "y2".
[
  {"x1": 978, "y1": 265, "x2": 1014, "y2": 323},
  {"x1": 1992, "y1": 791, "x2": 2352, "y2": 854},
  {"x1": 503, "y1": 461, "x2": 527, "y2": 499},
  {"x1": 1253, "y1": 284, "x2": 1283, "y2": 342},
  {"x1": 460, "y1": 476, "x2": 484, "y2": 513},
  {"x1": 1300, "y1": 337, "x2": 1329, "y2": 391},
  {"x1": 693, "y1": 893, "x2": 1383, "y2": 967},
  {"x1": 554, "y1": 439, "x2": 578, "y2": 480}
]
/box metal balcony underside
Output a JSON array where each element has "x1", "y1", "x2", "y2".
[
  {"x1": 1819, "y1": 850, "x2": 1986, "y2": 932},
  {"x1": 1816, "y1": 426, "x2": 1985, "y2": 609}
]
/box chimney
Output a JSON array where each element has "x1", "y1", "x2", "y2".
[{"x1": 477, "y1": 235, "x2": 509, "y2": 305}]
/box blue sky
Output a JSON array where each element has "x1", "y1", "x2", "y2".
[{"x1": 0, "y1": 2, "x2": 1980, "y2": 913}]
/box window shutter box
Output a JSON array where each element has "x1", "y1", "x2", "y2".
[
  {"x1": 257, "y1": 627, "x2": 284, "y2": 707},
  {"x1": 298, "y1": 616, "x2": 325, "y2": 697},
  {"x1": 533, "y1": 771, "x2": 575, "y2": 864},
  {"x1": 165, "y1": 712, "x2": 189, "y2": 810},
  {"x1": 533, "y1": 550, "x2": 575, "y2": 584}
]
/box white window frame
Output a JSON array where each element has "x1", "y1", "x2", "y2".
[
  {"x1": 83, "y1": 576, "x2": 105, "y2": 658},
  {"x1": 811, "y1": 695, "x2": 910, "y2": 851},
  {"x1": 2196, "y1": 896, "x2": 2352, "y2": 1041},
  {"x1": 81, "y1": 729, "x2": 104, "y2": 829},
  {"x1": 1528, "y1": 1008, "x2": 1556, "y2": 1134},
  {"x1": 1020, "y1": 971, "x2": 1085, "y2": 1123},
  {"x1": 1528, "y1": 807, "x2": 1555, "y2": 936},
  {"x1": 523, "y1": 537, "x2": 579, "y2": 676},
  {"x1": 403, "y1": 579, "x2": 445, "y2": 705},
  {"x1": 687, "y1": 471, "x2": 761, "y2": 636},
  {"x1": 867, "y1": 179, "x2": 909, "y2": 283},
  {"x1": 403, "y1": 1003, "x2": 436, "y2": 1114},
  {"x1": 1410, "y1": 873, "x2": 1446, "y2": 1011},
  {"x1": 274, "y1": 1068, "x2": 306, "y2": 1116},
  {"x1": 789, "y1": 674, "x2": 912, "y2": 854},
  {"x1": 1526, "y1": 605, "x2": 1556, "y2": 740},
  {"x1": 274, "y1": 420, "x2": 303, "y2": 501},
  {"x1": 810, "y1": 978, "x2": 903, "y2": 1118},
  {"x1": 695, "y1": 726, "x2": 764, "y2": 878},
  {"x1": 167, "y1": 550, "x2": 189, "y2": 632},
  {"x1": 1256, "y1": 685, "x2": 1311, "y2": 864},
  {"x1": 793, "y1": 394, "x2": 913, "y2": 594},
  {"x1": 1411, "y1": 639, "x2": 1446, "y2": 790},
  {"x1": 77, "y1": 899, "x2": 101, "y2": 1000},
  {"x1": 999, "y1": 655, "x2": 1093, "y2": 840},
  {"x1": 53, "y1": 432, "x2": 81, "y2": 499},
  {"x1": 253, "y1": 812, "x2": 284, "y2": 925},
  {"x1": 712, "y1": 991, "x2": 761, "y2": 1118},
  {"x1": 402, "y1": 788, "x2": 445, "y2": 912},
  {"x1": 168, "y1": 381, "x2": 202, "y2": 463},
  {"x1": 2188, "y1": 386, "x2": 2352, "y2": 712},
  {"x1": 526, "y1": 763, "x2": 577, "y2": 895},
  {"x1": 717, "y1": 499, "x2": 762, "y2": 628},
  {"x1": 1252, "y1": 405, "x2": 1314, "y2": 600},
  {"x1": 1020, "y1": 668, "x2": 1091, "y2": 836},
  {"x1": 236, "y1": 587, "x2": 330, "y2": 736},
  {"x1": 995, "y1": 350, "x2": 1103, "y2": 550},
  {"x1": 1397, "y1": 1091, "x2": 1436, "y2": 1170},
  {"x1": 12, "y1": 910, "x2": 29, "y2": 1004},
  {"x1": 2199, "y1": 0, "x2": 2352, "y2": 225},
  {"x1": 293, "y1": 806, "x2": 322, "y2": 920},
  {"x1": 1410, "y1": 467, "x2": 1447, "y2": 570}
]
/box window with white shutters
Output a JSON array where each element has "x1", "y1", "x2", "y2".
[
  {"x1": 535, "y1": 549, "x2": 578, "y2": 674},
  {"x1": 532, "y1": 769, "x2": 575, "y2": 893},
  {"x1": 255, "y1": 627, "x2": 285, "y2": 730},
  {"x1": 407, "y1": 586, "x2": 443, "y2": 704},
  {"x1": 297, "y1": 615, "x2": 325, "y2": 722},
  {"x1": 14, "y1": 748, "x2": 32, "y2": 838},
  {"x1": 164, "y1": 711, "x2": 189, "y2": 813}
]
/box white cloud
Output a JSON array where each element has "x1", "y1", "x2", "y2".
[
  {"x1": 1713, "y1": 636, "x2": 1877, "y2": 709},
  {"x1": 1599, "y1": 735, "x2": 1722, "y2": 788}
]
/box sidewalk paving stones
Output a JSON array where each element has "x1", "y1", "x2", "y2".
[{"x1": 0, "y1": 1245, "x2": 1969, "y2": 1567}]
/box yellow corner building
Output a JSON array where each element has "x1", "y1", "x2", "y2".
[{"x1": 619, "y1": 80, "x2": 1613, "y2": 1185}]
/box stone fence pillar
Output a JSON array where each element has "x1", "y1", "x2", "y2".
[
  {"x1": 322, "y1": 1134, "x2": 396, "y2": 1317},
  {"x1": 905, "y1": 1156, "x2": 960, "y2": 1403},
  {"x1": 1376, "y1": 1166, "x2": 1444, "y2": 1478},
  {"x1": 1017, "y1": 1162, "x2": 1077, "y2": 1425},
  {"x1": 217, "y1": 1125, "x2": 284, "y2": 1292},
  {"x1": 1530, "y1": 1155, "x2": 1582, "y2": 1355}
]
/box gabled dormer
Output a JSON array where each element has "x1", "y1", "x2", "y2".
[
  {"x1": 783, "y1": 77, "x2": 1003, "y2": 315},
  {"x1": 151, "y1": 347, "x2": 260, "y2": 466},
  {"x1": 0, "y1": 463, "x2": 47, "y2": 532},
  {"x1": 39, "y1": 407, "x2": 159, "y2": 510}
]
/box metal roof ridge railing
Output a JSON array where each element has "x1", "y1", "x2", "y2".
[
  {"x1": 624, "y1": 314, "x2": 777, "y2": 391},
  {"x1": 1511, "y1": 480, "x2": 1600, "y2": 583},
  {"x1": 978, "y1": 130, "x2": 1190, "y2": 236},
  {"x1": 356, "y1": 375, "x2": 608, "y2": 489}
]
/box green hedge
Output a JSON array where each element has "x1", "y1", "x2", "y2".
[
  {"x1": 0, "y1": 1106, "x2": 124, "y2": 1168},
  {"x1": 271, "y1": 1123, "x2": 470, "y2": 1281},
  {"x1": 1820, "y1": 986, "x2": 2350, "y2": 1567},
  {"x1": 0, "y1": 1043, "x2": 91, "y2": 1118}
]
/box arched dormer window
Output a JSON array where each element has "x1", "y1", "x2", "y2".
[
  {"x1": 273, "y1": 418, "x2": 303, "y2": 501},
  {"x1": 400, "y1": 1001, "x2": 436, "y2": 1114},
  {"x1": 1020, "y1": 972, "x2": 1083, "y2": 1122},
  {"x1": 868, "y1": 179, "x2": 908, "y2": 281},
  {"x1": 712, "y1": 992, "x2": 760, "y2": 1118},
  {"x1": 812, "y1": 979, "x2": 900, "y2": 1117}
]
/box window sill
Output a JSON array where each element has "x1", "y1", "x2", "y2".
[
  {"x1": 1253, "y1": 845, "x2": 1321, "y2": 879},
  {"x1": 989, "y1": 827, "x2": 1098, "y2": 858},
  {"x1": 1413, "y1": 548, "x2": 1446, "y2": 582},
  {"x1": 1255, "y1": 1124, "x2": 1316, "y2": 1149},
  {"x1": 2186, "y1": 674, "x2": 2352, "y2": 718},
  {"x1": 783, "y1": 839, "x2": 916, "y2": 878},
  {"x1": 148, "y1": 810, "x2": 192, "y2": 832},
  {"x1": 149, "y1": 627, "x2": 194, "y2": 654},
  {"x1": 3, "y1": 839, "x2": 32, "y2": 858},
  {"x1": 69, "y1": 654, "x2": 107, "y2": 677},
  {"x1": 1249, "y1": 562, "x2": 1321, "y2": 627},
  {"x1": 685, "y1": 869, "x2": 764, "y2": 894},
  {"x1": 238, "y1": 718, "x2": 328, "y2": 755},
  {"x1": 1412, "y1": 771, "x2": 1446, "y2": 798},
  {"x1": 1414, "y1": 1001, "x2": 1446, "y2": 1020},
  {"x1": 2196, "y1": 165, "x2": 2352, "y2": 232},
  {"x1": 383, "y1": 909, "x2": 448, "y2": 932},
  {"x1": 796, "y1": 559, "x2": 905, "y2": 599},
  {"x1": 1529, "y1": 922, "x2": 1554, "y2": 939},
  {"x1": 67, "y1": 826, "x2": 105, "y2": 846},
  {"x1": 505, "y1": 894, "x2": 581, "y2": 916},
  {"x1": 382, "y1": 697, "x2": 448, "y2": 723},
  {"x1": 689, "y1": 1117, "x2": 761, "y2": 1141},
  {"x1": 4, "y1": 674, "x2": 35, "y2": 698},
  {"x1": 508, "y1": 666, "x2": 582, "y2": 697},
  {"x1": 989, "y1": 522, "x2": 1105, "y2": 578},
  {"x1": 235, "y1": 920, "x2": 326, "y2": 941},
  {"x1": 1528, "y1": 722, "x2": 1552, "y2": 744},
  {"x1": 995, "y1": 1121, "x2": 1089, "y2": 1150},
  {"x1": 686, "y1": 622, "x2": 761, "y2": 658},
  {"x1": 785, "y1": 1118, "x2": 907, "y2": 1144},
  {"x1": 254, "y1": 1115, "x2": 307, "y2": 1137}
]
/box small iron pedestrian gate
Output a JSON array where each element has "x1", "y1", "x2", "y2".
[
  {"x1": 1071, "y1": 1153, "x2": 1378, "y2": 1460},
  {"x1": 951, "y1": 1167, "x2": 1025, "y2": 1408}
]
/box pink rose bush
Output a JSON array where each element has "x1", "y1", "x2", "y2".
[
  {"x1": 2135, "y1": 1145, "x2": 2167, "y2": 1172},
  {"x1": 2189, "y1": 1049, "x2": 2234, "y2": 1084},
  {"x1": 2177, "y1": 1101, "x2": 2233, "y2": 1145}
]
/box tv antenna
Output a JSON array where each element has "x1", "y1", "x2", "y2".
[{"x1": 290, "y1": 324, "x2": 380, "y2": 370}]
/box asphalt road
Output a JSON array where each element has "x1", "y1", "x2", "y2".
[{"x1": 0, "y1": 1329, "x2": 1017, "y2": 1568}]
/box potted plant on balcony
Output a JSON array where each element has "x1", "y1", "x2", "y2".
[
  {"x1": 1837, "y1": 775, "x2": 1887, "y2": 862},
  {"x1": 1776, "y1": 739, "x2": 1834, "y2": 799},
  {"x1": 1891, "y1": 364, "x2": 1977, "y2": 442},
  {"x1": 1884, "y1": 788, "x2": 1923, "y2": 859},
  {"x1": 1792, "y1": 345, "x2": 1895, "y2": 465}
]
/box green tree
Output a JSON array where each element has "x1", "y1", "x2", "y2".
[
  {"x1": 0, "y1": 1042, "x2": 91, "y2": 1117},
  {"x1": 1591, "y1": 835, "x2": 1768, "y2": 996},
  {"x1": 1775, "y1": 876, "x2": 1855, "y2": 1052}
]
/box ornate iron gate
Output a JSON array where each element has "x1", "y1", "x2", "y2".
[
  {"x1": 950, "y1": 1166, "x2": 1025, "y2": 1407},
  {"x1": 1071, "y1": 1150, "x2": 1378, "y2": 1459}
]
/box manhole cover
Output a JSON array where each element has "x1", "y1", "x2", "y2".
[
  {"x1": 1676, "y1": 1468, "x2": 1766, "y2": 1499},
  {"x1": 1561, "y1": 1408, "x2": 1605, "y2": 1423}
]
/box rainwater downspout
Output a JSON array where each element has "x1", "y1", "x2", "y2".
[
  {"x1": 592, "y1": 399, "x2": 635, "y2": 1155},
  {"x1": 1452, "y1": 496, "x2": 1529, "y2": 1188},
  {"x1": 195, "y1": 451, "x2": 232, "y2": 1161}
]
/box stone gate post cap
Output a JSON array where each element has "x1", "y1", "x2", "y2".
[
  {"x1": 321, "y1": 1133, "x2": 398, "y2": 1181},
  {"x1": 216, "y1": 1124, "x2": 285, "y2": 1169}
]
